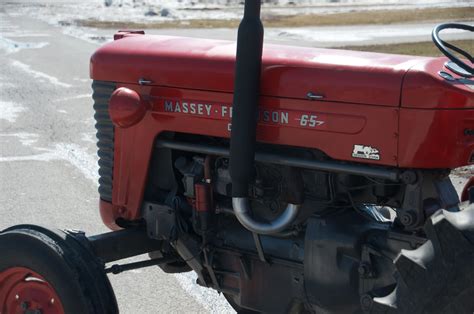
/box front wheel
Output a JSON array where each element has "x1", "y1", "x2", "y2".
[{"x1": 0, "y1": 225, "x2": 118, "y2": 314}]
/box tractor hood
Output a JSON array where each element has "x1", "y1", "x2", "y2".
[
  {"x1": 401, "y1": 57, "x2": 474, "y2": 109},
  {"x1": 91, "y1": 34, "x2": 432, "y2": 107}
]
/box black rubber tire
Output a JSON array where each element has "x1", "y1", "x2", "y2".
[
  {"x1": 0, "y1": 225, "x2": 118, "y2": 314},
  {"x1": 370, "y1": 205, "x2": 474, "y2": 313}
]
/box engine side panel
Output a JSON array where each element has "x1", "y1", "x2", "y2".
[
  {"x1": 104, "y1": 83, "x2": 398, "y2": 222},
  {"x1": 398, "y1": 108, "x2": 474, "y2": 168}
]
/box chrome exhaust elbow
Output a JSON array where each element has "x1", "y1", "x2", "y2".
[
  {"x1": 229, "y1": 1, "x2": 300, "y2": 235},
  {"x1": 232, "y1": 198, "x2": 300, "y2": 235}
]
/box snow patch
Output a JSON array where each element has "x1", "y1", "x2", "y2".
[
  {"x1": 0, "y1": 81, "x2": 16, "y2": 89},
  {"x1": 9, "y1": 0, "x2": 473, "y2": 29},
  {"x1": 1, "y1": 143, "x2": 99, "y2": 183},
  {"x1": 0, "y1": 101, "x2": 26, "y2": 123},
  {"x1": 451, "y1": 166, "x2": 473, "y2": 195},
  {"x1": 55, "y1": 94, "x2": 92, "y2": 102},
  {"x1": 48, "y1": 143, "x2": 99, "y2": 183},
  {"x1": 0, "y1": 152, "x2": 58, "y2": 163},
  {"x1": 1, "y1": 33, "x2": 51, "y2": 38},
  {"x1": 0, "y1": 133, "x2": 40, "y2": 146},
  {"x1": 81, "y1": 133, "x2": 96, "y2": 144},
  {"x1": 0, "y1": 36, "x2": 49, "y2": 54},
  {"x1": 268, "y1": 24, "x2": 467, "y2": 45},
  {"x1": 61, "y1": 26, "x2": 111, "y2": 45},
  {"x1": 10, "y1": 60, "x2": 72, "y2": 88},
  {"x1": 5, "y1": 0, "x2": 472, "y2": 45},
  {"x1": 73, "y1": 77, "x2": 91, "y2": 83},
  {"x1": 174, "y1": 272, "x2": 235, "y2": 314},
  {"x1": 451, "y1": 175, "x2": 470, "y2": 196}
]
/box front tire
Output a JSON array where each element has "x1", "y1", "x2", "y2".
[{"x1": 0, "y1": 225, "x2": 118, "y2": 314}]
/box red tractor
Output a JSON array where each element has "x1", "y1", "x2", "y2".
[{"x1": 1, "y1": 2, "x2": 473, "y2": 313}]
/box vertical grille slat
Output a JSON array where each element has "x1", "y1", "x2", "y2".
[{"x1": 92, "y1": 80, "x2": 116, "y2": 202}]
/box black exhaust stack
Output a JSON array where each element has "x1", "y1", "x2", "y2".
[
  {"x1": 230, "y1": 0, "x2": 264, "y2": 198},
  {"x1": 230, "y1": 1, "x2": 301, "y2": 235}
]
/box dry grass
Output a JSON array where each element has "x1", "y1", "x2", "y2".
[
  {"x1": 341, "y1": 40, "x2": 474, "y2": 57},
  {"x1": 264, "y1": 6, "x2": 474, "y2": 28},
  {"x1": 77, "y1": 6, "x2": 474, "y2": 29}
]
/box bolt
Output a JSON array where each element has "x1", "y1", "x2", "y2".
[
  {"x1": 401, "y1": 214, "x2": 411, "y2": 225},
  {"x1": 358, "y1": 263, "x2": 372, "y2": 277},
  {"x1": 15, "y1": 294, "x2": 19, "y2": 300},
  {"x1": 400, "y1": 211, "x2": 417, "y2": 227},
  {"x1": 400, "y1": 171, "x2": 417, "y2": 184},
  {"x1": 360, "y1": 294, "x2": 373, "y2": 311}
]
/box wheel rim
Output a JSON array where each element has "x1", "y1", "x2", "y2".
[{"x1": 0, "y1": 267, "x2": 65, "y2": 314}]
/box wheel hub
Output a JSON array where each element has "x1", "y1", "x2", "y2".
[{"x1": 0, "y1": 267, "x2": 64, "y2": 314}]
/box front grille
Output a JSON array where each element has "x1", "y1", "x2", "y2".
[{"x1": 92, "y1": 80, "x2": 116, "y2": 201}]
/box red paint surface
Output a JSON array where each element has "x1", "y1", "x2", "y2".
[
  {"x1": 0, "y1": 267, "x2": 65, "y2": 314},
  {"x1": 100, "y1": 199, "x2": 121, "y2": 230},
  {"x1": 402, "y1": 58, "x2": 474, "y2": 109},
  {"x1": 109, "y1": 87, "x2": 149, "y2": 128},
  {"x1": 90, "y1": 34, "x2": 474, "y2": 225},
  {"x1": 91, "y1": 35, "x2": 426, "y2": 107},
  {"x1": 398, "y1": 108, "x2": 474, "y2": 168}
]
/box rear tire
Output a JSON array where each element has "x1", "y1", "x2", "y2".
[
  {"x1": 370, "y1": 205, "x2": 474, "y2": 313},
  {"x1": 0, "y1": 225, "x2": 118, "y2": 314}
]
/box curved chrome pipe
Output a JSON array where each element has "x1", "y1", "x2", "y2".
[{"x1": 232, "y1": 198, "x2": 300, "y2": 235}]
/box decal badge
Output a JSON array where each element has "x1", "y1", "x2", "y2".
[{"x1": 352, "y1": 145, "x2": 380, "y2": 160}]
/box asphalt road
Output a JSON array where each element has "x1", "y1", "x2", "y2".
[
  {"x1": 0, "y1": 8, "x2": 235, "y2": 314},
  {"x1": 0, "y1": 3, "x2": 471, "y2": 314}
]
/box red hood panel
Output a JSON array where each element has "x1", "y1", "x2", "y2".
[
  {"x1": 90, "y1": 35, "x2": 427, "y2": 107},
  {"x1": 401, "y1": 58, "x2": 474, "y2": 109}
]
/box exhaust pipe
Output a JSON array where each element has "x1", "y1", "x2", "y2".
[{"x1": 230, "y1": 0, "x2": 301, "y2": 235}]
